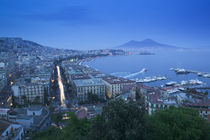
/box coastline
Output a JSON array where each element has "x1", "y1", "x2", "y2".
[{"x1": 80, "y1": 53, "x2": 210, "y2": 91}]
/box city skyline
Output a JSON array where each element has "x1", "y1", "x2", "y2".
[{"x1": 0, "y1": 0, "x2": 210, "y2": 49}]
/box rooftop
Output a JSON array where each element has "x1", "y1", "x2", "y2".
[
  {"x1": 103, "y1": 76, "x2": 135, "y2": 84},
  {"x1": 0, "y1": 108, "x2": 10, "y2": 114},
  {"x1": 147, "y1": 91, "x2": 177, "y2": 105},
  {"x1": 0, "y1": 120, "x2": 10, "y2": 136},
  {"x1": 74, "y1": 78, "x2": 105, "y2": 87},
  {"x1": 71, "y1": 74, "x2": 91, "y2": 80},
  {"x1": 28, "y1": 105, "x2": 43, "y2": 111}
]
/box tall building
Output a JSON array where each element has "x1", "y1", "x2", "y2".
[
  {"x1": 102, "y1": 76, "x2": 136, "y2": 98},
  {"x1": 0, "y1": 62, "x2": 6, "y2": 92},
  {"x1": 73, "y1": 78, "x2": 106, "y2": 102},
  {"x1": 12, "y1": 83, "x2": 45, "y2": 105}
]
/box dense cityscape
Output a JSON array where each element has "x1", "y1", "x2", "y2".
[
  {"x1": 0, "y1": 37, "x2": 209, "y2": 140},
  {"x1": 1, "y1": 0, "x2": 210, "y2": 139}
]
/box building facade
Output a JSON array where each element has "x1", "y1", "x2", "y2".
[
  {"x1": 73, "y1": 78, "x2": 106, "y2": 102},
  {"x1": 12, "y1": 84, "x2": 45, "y2": 105},
  {"x1": 0, "y1": 120, "x2": 24, "y2": 140},
  {"x1": 102, "y1": 76, "x2": 136, "y2": 98}
]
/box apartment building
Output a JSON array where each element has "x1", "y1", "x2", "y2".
[
  {"x1": 12, "y1": 83, "x2": 44, "y2": 105},
  {"x1": 102, "y1": 76, "x2": 136, "y2": 98},
  {"x1": 73, "y1": 78, "x2": 106, "y2": 102},
  {"x1": 0, "y1": 62, "x2": 6, "y2": 92}
]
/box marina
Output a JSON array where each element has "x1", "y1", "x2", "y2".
[
  {"x1": 170, "y1": 68, "x2": 210, "y2": 78},
  {"x1": 86, "y1": 52, "x2": 210, "y2": 90},
  {"x1": 164, "y1": 79, "x2": 204, "y2": 87},
  {"x1": 134, "y1": 76, "x2": 167, "y2": 83}
]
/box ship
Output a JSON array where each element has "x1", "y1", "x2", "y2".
[{"x1": 165, "y1": 81, "x2": 177, "y2": 86}]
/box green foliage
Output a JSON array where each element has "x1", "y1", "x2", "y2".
[
  {"x1": 44, "y1": 88, "x2": 49, "y2": 105},
  {"x1": 51, "y1": 113, "x2": 63, "y2": 124},
  {"x1": 66, "y1": 103, "x2": 72, "y2": 108},
  {"x1": 49, "y1": 105, "x2": 55, "y2": 112},
  {"x1": 11, "y1": 94, "x2": 17, "y2": 108},
  {"x1": 33, "y1": 100, "x2": 210, "y2": 140},
  {"x1": 88, "y1": 99, "x2": 147, "y2": 140},
  {"x1": 33, "y1": 112, "x2": 90, "y2": 140},
  {"x1": 32, "y1": 127, "x2": 63, "y2": 140},
  {"x1": 148, "y1": 106, "x2": 210, "y2": 140},
  {"x1": 204, "y1": 91, "x2": 208, "y2": 95},
  {"x1": 61, "y1": 114, "x2": 90, "y2": 140}
]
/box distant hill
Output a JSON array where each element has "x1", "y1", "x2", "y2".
[
  {"x1": 0, "y1": 37, "x2": 56, "y2": 52},
  {"x1": 116, "y1": 39, "x2": 180, "y2": 49}
]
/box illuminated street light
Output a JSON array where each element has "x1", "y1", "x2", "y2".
[{"x1": 10, "y1": 81, "x2": 14, "y2": 85}]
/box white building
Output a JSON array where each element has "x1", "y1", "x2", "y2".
[
  {"x1": 8, "y1": 106, "x2": 50, "y2": 132},
  {"x1": 146, "y1": 92, "x2": 177, "y2": 115},
  {"x1": 27, "y1": 105, "x2": 43, "y2": 116},
  {"x1": 73, "y1": 78, "x2": 106, "y2": 102},
  {"x1": 0, "y1": 108, "x2": 10, "y2": 119},
  {"x1": 12, "y1": 84, "x2": 45, "y2": 105},
  {"x1": 0, "y1": 62, "x2": 6, "y2": 91}
]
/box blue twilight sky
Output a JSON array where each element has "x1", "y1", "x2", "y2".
[{"x1": 0, "y1": 0, "x2": 210, "y2": 49}]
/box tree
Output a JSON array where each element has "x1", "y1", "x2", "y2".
[
  {"x1": 148, "y1": 107, "x2": 210, "y2": 140},
  {"x1": 32, "y1": 100, "x2": 210, "y2": 140},
  {"x1": 204, "y1": 91, "x2": 208, "y2": 95},
  {"x1": 66, "y1": 103, "x2": 72, "y2": 108},
  {"x1": 44, "y1": 88, "x2": 49, "y2": 105},
  {"x1": 62, "y1": 114, "x2": 90, "y2": 140},
  {"x1": 49, "y1": 105, "x2": 55, "y2": 112},
  {"x1": 32, "y1": 112, "x2": 90, "y2": 140},
  {"x1": 88, "y1": 99, "x2": 147, "y2": 140},
  {"x1": 32, "y1": 127, "x2": 63, "y2": 140},
  {"x1": 11, "y1": 94, "x2": 17, "y2": 108},
  {"x1": 87, "y1": 92, "x2": 100, "y2": 104}
]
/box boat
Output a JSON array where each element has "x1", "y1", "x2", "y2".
[
  {"x1": 175, "y1": 69, "x2": 190, "y2": 74},
  {"x1": 136, "y1": 76, "x2": 167, "y2": 83},
  {"x1": 202, "y1": 74, "x2": 210, "y2": 78},
  {"x1": 197, "y1": 72, "x2": 203, "y2": 77},
  {"x1": 165, "y1": 81, "x2": 177, "y2": 86},
  {"x1": 189, "y1": 79, "x2": 203, "y2": 85},
  {"x1": 156, "y1": 76, "x2": 167, "y2": 80},
  {"x1": 140, "y1": 68, "x2": 147, "y2": 73},
  {"x1": 180, "y1": 80, "x2": 188, "y2": 85},
  {"x1": 139, "y1": 52, "x2": 155, "y2": 55}
]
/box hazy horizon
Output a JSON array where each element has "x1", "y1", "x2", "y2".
[{"x1": 0, "y1": 0, "x2": 210, "y2": 49}]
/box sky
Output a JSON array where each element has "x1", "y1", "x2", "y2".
[{"x1": 0, "y1": 0, "x2": 210, "y2": 49}]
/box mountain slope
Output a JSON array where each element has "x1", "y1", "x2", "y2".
[
  {"x1": 116, "y1": 39, "x2": 179, "y2": 49},
  {"x1": 0, "y1": 37, "x2": 54, "y2": 52}
]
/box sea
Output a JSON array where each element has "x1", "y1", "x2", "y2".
[{"x1": 84, "y1": 50, "x2": 210, "y2": 93}]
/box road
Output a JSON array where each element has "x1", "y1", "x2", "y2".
[{"x1": 56, "y1": 66, "x2": 66, "y2": 107}]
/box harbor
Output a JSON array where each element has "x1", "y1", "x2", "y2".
[
  {"x1": 170, "y1": 68, "x2": 210, "y2": 78},
  {"x1": 134, "y1": 76, "x2": 167, "y2": 83}
]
